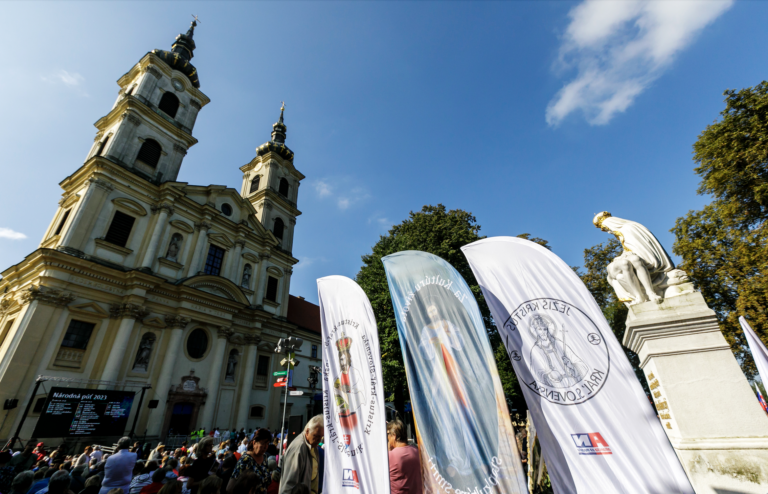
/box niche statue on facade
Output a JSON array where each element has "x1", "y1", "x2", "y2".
[
  {"x1": 241, "y1": 264, "x2": 252, "y2": 288},
  {"x1": 225, "y1": 350, "x2": 238, "y2": 382},
  {"x1": 132, "y1": 333, "x2": 156, "y2": 372},
  {"x1": 593, "y1": 212, "x2": 694, "y2": 306},
  {"x1": 166, "y1": 233, "x2": 183, "y2": 262}
]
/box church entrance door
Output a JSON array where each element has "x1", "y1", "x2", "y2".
[{"x1": 170, "y1": 402, "x2": 194, "y2": 435}]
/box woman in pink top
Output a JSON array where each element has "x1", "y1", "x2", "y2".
[{"x1": 387, "y1": 420, "x2": 423, "y2": 494}]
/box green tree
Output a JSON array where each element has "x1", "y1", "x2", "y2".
[
  {"x1": 578, "y1": 238, "x2": 648, "y2": 393},
  {"x1": 355, "y1": 205, "x2": 536, "y2": 416},
  {"x1": 673, "y1": 82, "x2": 768, "y2": 379}
]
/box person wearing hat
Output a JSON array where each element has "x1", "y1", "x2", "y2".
[
  {"x1": 33, "y1": 443, "x2": 47, "y2": 462},
  {"x1": 148, "y1": 444, "x2": 165, "y2": 463}
]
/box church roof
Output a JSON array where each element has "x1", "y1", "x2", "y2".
[
  {"x1": 286, "y1": 295, "x2": 321, "y2": 335},
  {"x1": 153, "y1": 20, "x2": 200, "y2": 88},
  {"x1": 256, "y1": 105, "x2": 294, "y2": 161}
]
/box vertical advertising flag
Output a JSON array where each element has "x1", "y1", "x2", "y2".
[
  {"x1": 317, "y1": 276, "x2": 389, "y2": 494},
  {"x1": 382, "y1": 251, "x2": 528, "y2": 494},
  {"x1": 740, "y1": 316, "x2": 768, "y2": 389},
  {"x1": 462, "y1": 237, "x2": 695, "y2": 493}
]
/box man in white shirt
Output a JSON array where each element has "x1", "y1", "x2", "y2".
[
  {"x1": 91, "y1": 446, "x2": 103, "y2": 463},
  {"x1": 213, "y1": 428, "x2": 220, "y2": 439}
]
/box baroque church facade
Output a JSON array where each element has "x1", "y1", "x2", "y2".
[{"x1": 0, "y1": 21, "x2": 323, "y2": 441}]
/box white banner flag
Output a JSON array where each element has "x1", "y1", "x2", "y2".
[
  {"x1": 462, "y1": 237, "x2": 694, "y2": 494},
  {"x1": 317, "y1": 276, "x2": 390, "y2": 494},
  {"x1": 740, "y1": 316, "x2": 768, "y2": 387}
]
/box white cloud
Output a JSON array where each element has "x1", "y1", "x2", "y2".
[
  {"x1": 0, "y1": 228, "x2": 27, "y2": 240},
  {"x1": 313, "y1": 178, "x2": 369, "y2": 210},
  {"x1": 547, "y1": 0, "x2": 733, "y2": 126},
  {"x1": 42, "y1": 70, "x2": 85, "y2": 87},
  {"x1": 313, "y1": 179, "x2": 332, "y2": 198},
  {"x1": 368, "y1": 216, "x2": 391, "y2": 229}
]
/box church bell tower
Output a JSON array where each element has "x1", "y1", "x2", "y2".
[
  {"x1": 239, "y1": 105, "x2": 305, "y2": 254},
  {"x1": 84, "y1": 20, "x2": 209, "y2": 184}
]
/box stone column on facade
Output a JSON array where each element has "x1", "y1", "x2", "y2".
[
  {"x1": 167, "y1": 144, "x2": 188, "y2": 182},
  {"x1": 135, "y1": 65, "x2": 162, "y2": 104},
  {"x1": 255, "y1": 255, "x2": 271, "y2": 305},
  {"x1": 105, "y1": 112, "x2": 142, "y2": 165},
  {"x1": 279, "y1": 268, "x2": 293, "y2": 317},
  {"x1": 262, "y1": 203, "x2": 273, "y2": 230},
  {"x1": 235, "y1": 336, "x2": 260, "y2": 429},
  {"x1": 140, "y1": 204, "x2": 174, "y2": 270},
  {"x1": 187, "y1": 100, "x2": 202, "y2": 131},
  {"x1": 224, "y1": 239, "x2": 245, "y2": 282},
  {"x1": 100, "y1": 304, "x2": 149, "y2": 385},
  {"x1": 59, "y1": 178, "x2": 114, "y2": 252},
  {"x1": 3, "y1": 287, "x2": 76, "y2": 438},
  {"x1": 146, "y1": 315, "x2": 190, "y2": 437},
  {"x1": 199, "y1": 327, "x2": 232, "y2": 431},
  {"x1": 287, "y1": 218, "x2": 297, "y2": 253},
  {"x1": 187, "y1": 221, "x2": 211, "y2": 276}
]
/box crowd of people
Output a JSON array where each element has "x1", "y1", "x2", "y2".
[{"x1": 0, "y1": 416, "x2": 423, "y2": 494}]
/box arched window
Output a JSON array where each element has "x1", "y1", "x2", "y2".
[
  {"x1": 273, "y1": 218, "x2": 284, "y2": 241},
  {"x1": 278, "y1": 178, "x2": 290, "y2": 197},
  {"x1": 158, "y1": 92, "x2": 180, "y2": 119},
  {"x1": 135, "y1": 139, "x2": 162, "y2": 168},
  {"x1": 250, "y1": 176, "x2": 260, "y2": 194}
]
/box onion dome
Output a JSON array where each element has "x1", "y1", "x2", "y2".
[
  {"x1": 153, "y1": 20, "x2": 200, "y2": 88},
  {"x1": 256, "y1": 103, "x2": 294, "y2": 161}
]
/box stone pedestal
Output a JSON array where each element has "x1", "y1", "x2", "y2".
[{"x1": 625, "y1": 292, "x2": 768, "y2": 494}]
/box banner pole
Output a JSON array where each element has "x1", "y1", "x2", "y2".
[
  {"x1": 278, "y1": 364, "x2": 289, "y2": 469},
  {"x1": 5, "y1": 377, "x2": 43, "y2": 450},
  {"x1": 129, "y1": 386, "x2": 149, "y2": 438}
]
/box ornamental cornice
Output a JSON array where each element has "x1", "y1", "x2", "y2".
[
  {"x1": 217, "y1": 326, "x2": 233, "y2": 339},
  {"x1": 173, "y1": 143, "x2": 188, "y2": 155},
  {"x1": 88, "y1": 177, "x2": 114, "y2": 192},
  {"x1": 0, "y1": 298, "x2": 17, "y2": 316},
  {"x1": 164, "y1": 315, "x2": 191, "y2": 329},
  {"x1": 234, "y1": 239, "x2": 246, "y2": 248},
  {"x1": 151, "y1": 203, "x2": 175, "y2": 216},
  {"x1": 121, "y1": 112, "x2": 141, "y2": 127},
  {"x1": 94, "y1": 131, "x2": 104, "y2": 142},
  {"x1": 265, "y1": 203, "x2": 273, "y2": 210},
  {"x1": 195, "y1": 221, "x2": 211, "y2": 232},
  {"x1": 21, "y1": 285, "x2": 76, "y2": 308},
  {"x1": 289, "y1": 218, "x2": 296, "y2": 225},
  {"x1": 245, "y1": 335, "x2": 261, "y2": 346},
  {"x1": 143, "y1": 65, "x2": 162, "y2": 79},
  {"x1": 109, "y1": 303, "x2": 150, "y2": 320},
  {"x1": 284, "y1": 268, "x2": 293, "y2": 275},
  {"x1": 258, "y1": 253, "x2": 271, "y2": 260}
]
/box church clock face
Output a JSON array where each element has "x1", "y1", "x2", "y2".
[{"x1": 171, "y1": 78, "x2": 184, "y2": 91}]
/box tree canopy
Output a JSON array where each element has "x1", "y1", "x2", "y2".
[
  {"x1": 355, "y1": 205, "x2": 534, "y2": 416},
  {"x1": 673, "y1": 82, "x2": 768, "y2": 379}
]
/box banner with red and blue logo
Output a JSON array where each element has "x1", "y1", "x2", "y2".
[
  {"x1": 318, "y1": 276, "x2": 389, "y2": 494},
  {"x1": 463, "y1": 237, "x2": 694, "y2": 493}
]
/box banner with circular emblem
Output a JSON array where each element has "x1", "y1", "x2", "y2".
[
  {"x1": 462, "y1": 237, "x2": 694, "y2": 493},
  {"x1": 318, "y1": 276, "x2": 390, "y2": 494}
]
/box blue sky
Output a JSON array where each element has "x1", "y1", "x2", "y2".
[{"x1": 1, "y1": 1, "x2": 764, "y2": 304}]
